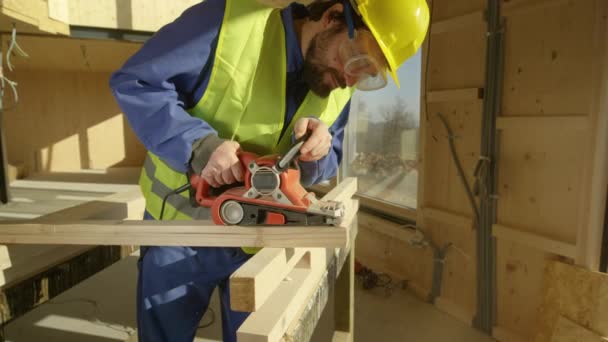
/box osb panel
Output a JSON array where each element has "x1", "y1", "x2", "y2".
[
  {"x1": 496, "y1": 239, "x2": 556, "y2": 340},
  {"x1": 423, "y1": 101, "x2": 482, "y2": 216},
  {"x1": 355, "y1": 215, "x2": 434, "y2": 296},
  {"x1": 550, "y1": 316, "x2": 605, "y2": 342},
  {"x1": 4, "y1": 71, "x2": 146, "y2": 172},
  {"x1": 427, "y1": 29, "x2": 486, "y2": 90},
  {"x1": 425, "y1": 220, "x2": 477, "y2": 317},
  {"x1": 0, "y1": 35, "x2": 141, "y2": 72},
  {"x1": 431, "y1": 0, "x2": 486, "y2": 22},
  {"x1": 502, "y1": 0, "x2": 595, "y2": 116},
  {"x1": 497, "y1": 128, "x2": 586, "y2": 243},
  {"x1": 535, "y1": 261, "x2": 608, "y2": 342}
]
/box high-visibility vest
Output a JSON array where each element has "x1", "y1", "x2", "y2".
[{"x1": 139, "y1": 0, "x2": 352, "y2": 225}]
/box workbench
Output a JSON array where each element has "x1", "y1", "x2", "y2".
[{"x1": 0, "y1": 177, "x2": 359, "y2": 341}]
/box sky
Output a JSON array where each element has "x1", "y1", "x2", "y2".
[{"x1": 351, "y1": 50, "x2": 422, "y2": 122}]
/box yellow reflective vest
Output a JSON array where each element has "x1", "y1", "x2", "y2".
[{"x1": 139, "y1": 0, "x2": 352, "y2": 228}]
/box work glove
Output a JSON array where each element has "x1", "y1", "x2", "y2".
[{"x1": 190, "y1": 135, "x2": 244, "y2": 188}]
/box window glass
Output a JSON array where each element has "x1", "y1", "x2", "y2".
[{"x1": 342, "y1": 51, "x2": 421, "y2": 210}]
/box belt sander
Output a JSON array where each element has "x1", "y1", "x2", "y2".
[{"x1": 189, "y1": 138, "x2": 344, "y2": 226}]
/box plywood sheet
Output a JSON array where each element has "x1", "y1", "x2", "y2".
[
  {"x1": 497, "y1": 127, "x2": 586, "y2": 243},
  {"x1": 1, "y1": 35, "x2": 141, "y2": 72},
  {"x1": 496, "y1": 239, "x2": 556, "y2": 340},
  {"x1": 427, "y1": 29, "x2": 486, "y2": 90},
  {"x1": 550, "y1": 316, "x2": 606, "y2": 342},
  {"x1": 535, "y1": 261, "x2": 608, "y2": 342},
  {"x1": 502, "y1": 0, "x2": 595, "y2": 116},
  {"x1": 4, "y1": 70, "x2": 146, "y2": 173},
  {"x1": 431, "y1": 0, "x2": 486, "y2": 22}
]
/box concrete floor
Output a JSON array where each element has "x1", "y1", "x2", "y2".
[{"x1": 5, "y1": 253, "x2": 494, "y2": 342}]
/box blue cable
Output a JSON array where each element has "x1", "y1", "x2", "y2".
[{"x1": 343, "y1": 0, "x2": 355, "y2": 39}]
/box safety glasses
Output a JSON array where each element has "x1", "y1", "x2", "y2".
[{"x1": 338, "y1": 30, "x2": 388, "y2": 91}]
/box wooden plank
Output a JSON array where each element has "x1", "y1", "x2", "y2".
[
  {"x1": 321, "y1": 177, "x2": 357, "y2": 204},
  {"x1": 422, "y1": 206, "x2": 474, "y2": 231},
  {"x1": 550, "y1": 316, "x2": 607, "y2": 342},
  {"x1": 0, "y1": 0, "x2": 69, "y2": 35},
  {"x1": 0, "y1": 187, "x2": 143, "y2": 287},
  {"x1": 237, "y1": 250, "x2": 326, "y2": 342},
  {"x1": 0, "y1": 245, "x2": 91, "y2": 288},
  {"x1": 10, "y1": 180, "x2": 135, "y2": 194},
  {"x1": 493, "y1": 224, "x2": 576, "y2": 258},
  {"x1": 230, "y1": 198, "x2": 357, "y2": 313},
  {"x1": 431, "y1": 11, "x2": 485, "y2": 35},
  {"x1": 334, "y1": 248, "x2": 354, "y2": 340},
  {"x1": 496, "y1": 115, "x2": 590, "y2": 131},
  {"x1": 230, "y1": 248, "x2": 308, "y2": 312},
  {"x1": 427, "y1": 88, "x2": 483, "y2": 103},
  {"x1": 0, "y1": 221, "x2": 348, "y2": 247}
]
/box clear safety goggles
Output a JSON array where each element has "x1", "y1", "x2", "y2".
[{"x1": 338, "y1": 30, "x2": 389, "y2": 91}]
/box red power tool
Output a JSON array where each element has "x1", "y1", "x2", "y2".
[{"x1": 189, "y1": 138, "x2": 344, "y2": 226}]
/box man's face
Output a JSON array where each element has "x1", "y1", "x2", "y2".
[{"x1": 302, "y1": 25, "x2": 356, "y2": 98}]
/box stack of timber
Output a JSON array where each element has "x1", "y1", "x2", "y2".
[
  {"x1": 0, "y1": 175, "x2": 143, "y2": 324},
  {"x1": 233, "y1": 178, "x2": 359, "y2": 342}
]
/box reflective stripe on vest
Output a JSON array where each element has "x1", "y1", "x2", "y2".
[{"x1": 139, "y1": 0, "x2": 353, "y2": 222}]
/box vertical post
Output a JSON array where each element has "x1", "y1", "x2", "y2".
[
  {"x1": 333, "y1": 246, "x2": 355, "y2": 341},
  {"x1": 475, "y1": 0, "x2": 504, "y2": 333},
  {"x1": 0, "y1": 37, "x2": 9, "y2": 204}
]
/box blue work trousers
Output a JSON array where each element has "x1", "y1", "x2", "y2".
[{"x1": 137, "y1": 211, "x2": 252, "y2": 342}]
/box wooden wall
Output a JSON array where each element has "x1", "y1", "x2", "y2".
[
  {"x1": 355, "y1": 0, "x2": 608, "y2": 341},
  {"x1": 2, "y1": 35, "x2": 146, "y2": 173}
]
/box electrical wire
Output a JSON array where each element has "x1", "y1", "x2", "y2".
[
  {"x1": 436, "y1": 112, "x2": 481, "y2": 230},
  {"x1": 6, "y1": 24, "x2": 29, "y2": 72},
  {"x1": 159, "y1": 183, "x2": 191, "y2": 220}
]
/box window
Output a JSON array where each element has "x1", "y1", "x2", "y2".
[{"x1": 342, "y1": 51, "x2": 421, "y2": 212}]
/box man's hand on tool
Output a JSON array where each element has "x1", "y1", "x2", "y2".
[
  {"x1": 294, "y1": 118, "x2": 332, "y2": 162},
  {"x1": 201, "y1": 141, "x2": 244, "y2": 188}
]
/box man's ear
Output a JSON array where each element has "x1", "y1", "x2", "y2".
[{"x1": 321, "y1": 2, "x2": 344, "y2": 29}]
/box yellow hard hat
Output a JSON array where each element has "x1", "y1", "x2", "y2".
[{"x1": 352, "y1": 0, "x2": 430, "y2": 87}]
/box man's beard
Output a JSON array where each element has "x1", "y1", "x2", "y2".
[{"x1": 301, "y1": 28, "x2": 346, "y2": 98}]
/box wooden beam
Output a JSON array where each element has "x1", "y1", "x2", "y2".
[
  {"x1": 492, "y1": 224, "x2": 577, "y2": 258},
  {"x1": 321, "y1": 177, "x2": 357, "y2": 203},
  {"x1": 230, "y1": 248, "x2": 308, "y2": 312},
  {"x1": 0, "y1": 220, "x2": 349, "y2": 247},
  {"x1": 230, "y1": 199, "x2": 358, "y2": 312},
  {"x1": 237, "y1": 250, "x2": 327, "y2": 342},
  {"x1": 427, "y1": 88, "x2": 484, "y2": 103}
]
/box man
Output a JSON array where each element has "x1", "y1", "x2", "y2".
[{"x1": 110, "y1": 0, "x2": 428, "y2": 341}]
